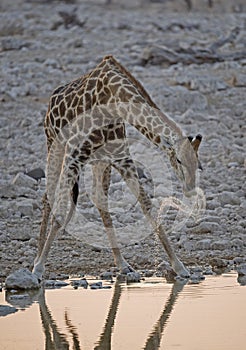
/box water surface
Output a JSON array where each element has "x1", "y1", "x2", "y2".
[{"x1": 0, "y1": 272, "x2": 245, "y2": 350}]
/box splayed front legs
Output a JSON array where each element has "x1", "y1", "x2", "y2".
[{"x1": 113, "y1": 157, "x2": 190, "y2": 278}]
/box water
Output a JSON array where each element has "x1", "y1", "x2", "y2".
[{"x1": 0, "y1": 272, "x2": 245, "y2": 350}]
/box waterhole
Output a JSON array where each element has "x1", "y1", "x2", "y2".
[{"x1": 0, "y1": 272, "x2": 245, "y2": 350}]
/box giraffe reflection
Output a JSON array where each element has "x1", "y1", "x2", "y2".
[
  {"x1": 6, "y1": 279, "x2": 185, "y2": 349},
  {"x1": 144, "y1": 281, "x2": 185, "y2": 350},
  {"x1": 40, "y1": 279, "x2": 184, "y2": 350},
  {"x1": 39, "y1": 289, "x2": 80, "y2": 350}
]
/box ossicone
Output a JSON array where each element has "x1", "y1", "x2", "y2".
[{"x1": 188, "y1": 134, "x2": 202, "y2": 153}]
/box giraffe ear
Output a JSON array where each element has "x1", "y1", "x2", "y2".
[{"x1": 191, "y1": 134, "x2": 202, "y2": 153}]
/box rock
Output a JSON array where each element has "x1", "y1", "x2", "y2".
[
  {"x1": 24, "y1": 168, "x2": 45, "y2": 181},
  {"x1": 218, "y1": 191, "x2": 241, "y2": 206},
  {"x1": 237, "y1": 275, "x2": 246, "y2": 286},
  {"x1": 196, "y1": 239, "x2": 211, "y2": 250},
  {"x1": 0, "y1": 184, "x2": 37, "y2": 199},
  {"x1": 5, "y1": 268, "x2": 40, "y2": 290},
  {"x1": 0, "y1": 305, "x2": 18, "y2": 317},
  {"x1": 233, "y1": 257, "x2": 245, "y2": 265},
  {"x1": 100, "y1": 271, "x2": 113, "y2": 280},
  {"x1": 57, "y1": 273, "x2": 69, "y2": 280},
  {"x1": 71, "y1": 278, "x2": 88, "y2": 289},
  {"x1": 90, "y1": 281, "x2": 103, "y2": 289},
  {"x1": 126, "y1": 272, "x2": 141, "y2": 283},
  {"x1": 10, "y1": 230, "x2": 32, "y2": 242},
  {"x1": 15, "y1": 200, "x2": 33, "y2": 217},
  {"x1": 231, "y1": 238, "x2": 243, "y2": 249},
  {"x1": 48, "y1": 272, "x2": 57, "y2": 280},
  {"x1": 44, "y1": 280, "x2": 69, "y2": 288},
  {"x1": 190, "y1": 266, "x2": 203, "y2": 273},
  {"x1": 203, "y1": 266, "x2": 214, "y2": 275},
  {"x1": 210, "y1": 258, "x2": 228, "y2": 269},
  {"x1": 189, "y1": 272, "x2": 205, "y2": 284},
  {"x1": 189, "y1": 77, "x2": 227, "y2": 93},
  {"x1": 143, "y1": 270, "x2": 155, "y2": 277},
  {"x1": 191, "y1": 221, "x2": 221, "y2": 234},
  {"x1": 211, "y1": 240, "x2": 229, "y2": 250},
  {"x1": 0, "y1": 38, "x2": 27, "y2": 52},
  {"x1": 236, "y1": 263, "x2": 246, "y2": 276},
  {"x1": 52, "y1": 280, "x2": 69, "y2": 288},
  {"x1": 12, "y1": 173, "x2": 37, "y2": 189}
]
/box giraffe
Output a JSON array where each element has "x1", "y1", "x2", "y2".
[{"x1": 32, "y1": 55, "x2": 202, "y2": 282}]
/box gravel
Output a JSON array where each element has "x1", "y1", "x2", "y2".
[{"x1": 0, "y1": 0, "x2": 245, "y2": 282}]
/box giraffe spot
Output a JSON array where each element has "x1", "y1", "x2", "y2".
[
  {"x1": 148, "y1": 131, "x2": 154, "y2": 140},
  {"x1": 61, "y1": 118, "x2": 67, "y2": 129},
  {"x1": 56, "y1": 94, "x2": 63, "y2": 105},
  {"x1": 71, "y1": 95, "x2": 79, "y2": 108},
  {"x1": 89, "y1": 129, "x2": 104, "y2": 143},
  {"x1": 65, "y1": 86, "x2": 75, "y2": 95},
  {"x1": 108, "y1": 130, "x2": 115, "y2": 141},
  {"x1": 76, "y1": 106, "x2": 83, "y2": 115},
  {"x1": 53, "y1": 107, "x2": 59, "y2": 116},
  {"x1": 49, "y1": 112, "x2": 54, "y2": 125},
  {"x1": 90, "y1": 68, "x2": 100, "y2": 79},
  {"x1": 98, "y1": 91, "x2": 108, "y2": 104},
  {"x1": 55, "y1": 118, "x2": 60, "y2": 128},
  {"x1": 59, "y1": 101, "x2": 66, "y2": 116},
  {"x1": 86, "y1": 79, "x2": 96, "y2": 91},
  {"x1": 66, "y1": 109, "x2": 75, "y2": 122},
  {"x1": 154, "y1": 135, "x2": 161, "y2": 144},
  {"x1": 110, "y1": 75, "x2": 121, "y2": 84},
  {"x1": 104, "y1": 86, "x2": 110, "y2": 96},
  {"x1": 77, "y1": 87, "x2": 85, "y2": 96},
  {"x1": 96, "y1": 79, "x2": 103, "y2": 92},
  {"x1": 50, "y1": 96, "x2": 56, "y2": 107},
  {"x1": 115, "y1": 125, "x2": 125, "y2": 139},
  {"x1": 53, "y1": 84, "x2": 66, "y2": 95},
  {"x1": 71, "y1": 149, "x2": 79, "y2": 158}
]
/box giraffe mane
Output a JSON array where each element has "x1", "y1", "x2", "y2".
[
  {"x1": 102, "y1": 55, "x2": 183, "y2": 138},
  {"x1": 103, "y1": 55, "x2": 159, "y2": 110}
]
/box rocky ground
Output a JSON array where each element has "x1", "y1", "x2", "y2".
[{"x1": 0, "y1": 0, "x2": 245, "y2": 282}]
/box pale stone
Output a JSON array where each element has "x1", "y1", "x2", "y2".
[
  {"x1": 12, "y1": 173, "x2": 37, "y2": 189},
  {"x1": 5, "y1": 268, "x2": 40, "y2": 290}
]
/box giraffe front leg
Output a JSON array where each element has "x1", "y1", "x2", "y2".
[
  {"x1": 156, "y1": 224, "x2": 190, "y2": 278},
  {"x1": 113, "y1": 158, "x2": 190, "y2": 279},
  {"x1": 34, "y1": 192, "x2": 51, "y2": 266},
  {"x1": 98, "y1": 209, "x2": 140, "y2": 282},
  {"x1": 92, "y1": 163, "x2": 140, "y2": 281},
  {"x1": 32, "y1": 218, "x2": 61, "y2": 282},
  {"x1": 33, "y1": 161, "x2": 78, "y2": 282}
]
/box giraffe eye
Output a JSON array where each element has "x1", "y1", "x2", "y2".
[{"x1": 177, "y1": 158, "x2": 182, "y2": 165}]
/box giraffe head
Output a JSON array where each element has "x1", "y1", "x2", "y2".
[{"x1": 168, "y1": 134, "x2": 202, "y2": 197}]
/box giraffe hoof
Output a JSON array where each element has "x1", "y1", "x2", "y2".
[
  {"x1": 176, "y1": 268, "x2": 190, "y2": 279},
  {"x1": 120, "y1": 265, "x2": 135, "y2": 275}
]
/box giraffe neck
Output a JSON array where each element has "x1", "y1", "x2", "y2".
[{"x1": 98, "y1": 56, "x2": 183, "y2": 150}]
